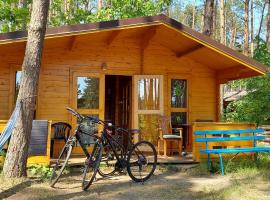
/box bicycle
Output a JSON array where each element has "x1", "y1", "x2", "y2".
[
  {"x1": 49, "y1": 107, "x2": 102, "y2": 188},
  {"x1": 50, "y1": 107, "x2": 157, "y2": 191}
]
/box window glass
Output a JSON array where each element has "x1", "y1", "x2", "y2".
[
  {"x1": 15, "y1": 71, "x2": 22, "y2": 102},
  {"x1": 138, "y1": 114, "x2": 159, "y2": 145},
  {"x1": 138, "y1": 78, "x2": 160, "y2": 110},
  {"x1": 77, "y1": 77, "x2": 99, "y2": 109},
  {"x1": 171, "y1": 79, "x2": 187, "y2": 108},
  {"x1": 171, "y1": 112, "x2": 187, "y2": 127}
]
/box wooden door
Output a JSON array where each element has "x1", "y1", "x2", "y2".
[
  {"x1": 133, "y1": 75, "x2": 163, "y2": 145},
  {"x1": 120, "y1": 78, "x2": 131, "y2": 128}
]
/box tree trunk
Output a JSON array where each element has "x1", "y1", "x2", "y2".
[
  {"x1": 267, "y1": 0, "x2": 270, "y2": 48},
  {"x1": 220, "y1": 0, "x2": 225, "y2": 44},
  {"x1": 250, "y1": 0, "x2": 254, "y2": 56},
  {"x1": 3, "y1": 0, "x2": 49, "y2": 178},
  {"x1": 201, "y1": 9, "x2": 204, "y2": 33},
  {"x1": 203, "y1": 0, "x2": 214, "y2": 36},
  {"x1": 213, "y1": 0, "x2": 218, "y2": 39},
  {"x1": 243, "y1": 0, "x2": 249, "y2": 56},
  {"x1": 258, "y1": 1, "x2": 267, "y2": 39},
  {"x1": 192, "y1": 0, "x2": 196, "y2": 29},
  {"x1": 97, "y1": 0, "x2": 103, "y2": 10},
  {"x1": 230, "y1": 27, "x2": 237, "y2": 49}
]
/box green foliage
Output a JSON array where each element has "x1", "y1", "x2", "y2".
[
  {"x1": 28, "y1": 164, "x2": 53, "y2": 180},
  {"x1": 0, "y1": 0, "x2": 171, "y2": 31},
  {"x1": 0, "y1": 0, "x2": 30, "y2": 32},
  {"x1": 224, "y1": 37, "x2": 270, "y2": 125},
  {"x1": 0, "y1": 150, "x2": 6, "y2": 157}
]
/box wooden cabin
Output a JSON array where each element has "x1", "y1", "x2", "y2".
[{"x1": 0, "y1": 15, "x2": 268, "y2": 164}]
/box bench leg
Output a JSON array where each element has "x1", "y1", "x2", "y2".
[
  {"x1": 255, "y1": 152, "x2": 258, "y2": 161},
  {"x1": 218, "y1": 154, "x2": 224, "y2": 176}
]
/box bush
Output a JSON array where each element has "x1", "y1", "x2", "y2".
[{"x1": 0, "y1": 150, "x2": 6, "y2": 157}]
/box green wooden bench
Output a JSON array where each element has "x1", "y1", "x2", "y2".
[{"x1": 194, "y1": 128, "x2": 270, "y2": 175}]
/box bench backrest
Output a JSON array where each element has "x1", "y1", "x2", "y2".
[{"x1": 194, "y1": 128, "x2": 265, "y2": 149}]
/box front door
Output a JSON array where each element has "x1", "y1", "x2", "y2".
[{"x1": 133, "y1": 75, "x2": 163, "y2": 145}]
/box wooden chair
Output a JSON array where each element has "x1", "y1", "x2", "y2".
[{"x1": 157, "y1": 116, "x2": 183, "y2": 157}]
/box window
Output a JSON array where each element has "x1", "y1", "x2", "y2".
[
  {"x1": 169, "y1": 78, "x2": 188, "y2": 127},
  {"x1": 14, "y1": 71, "x2": 22, "y2": 102},
  {"x1": 138, "y1": 78, "x2": 160, "y2": 110},
  {"x1": 77, "y1": 77, "x2": 99, "y2": 109},
  {"x1": 171, "y1": 79, "x2": 187, "y2": 108}
]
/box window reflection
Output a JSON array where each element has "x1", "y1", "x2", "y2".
[
  {"x1": 77, "y1": 77, "x2": 99, "y2": 109},
  {"x1": 15, "y1": 71, "x2": 22, "y2": 102},
  {"x1": 139, "y1": 114, "x2": 159, "y2": 145},
  {"x1": 171, "y1": 112, "x2": 187, "y2": 127},
  {"x1": 171, "y1": 79, "x2": 187, "y2": 108},
  {"x1": 138, "y1": 78, "x2": 160, "y2": 110}
]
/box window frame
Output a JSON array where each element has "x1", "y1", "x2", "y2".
[{"x1": 168, "y1": 74, "x2": 190, "y2": 124}]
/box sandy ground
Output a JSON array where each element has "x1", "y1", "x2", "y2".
[{"x1": 0, "y1": 166, "x2": 269, "y2": 200}]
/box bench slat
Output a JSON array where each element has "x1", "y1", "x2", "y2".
[
  {"x1": 195, "y1": 135, "x2": 265, "y2": 142},
  {"x1": 194, "y1": 128, "x2": 264, "y2": 135},
  {"x1": 200, "y1": 147, "x2": 270, "y2": 154}
]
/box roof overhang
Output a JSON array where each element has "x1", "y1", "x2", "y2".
[{"x1": 0, "y1": 14, "x2": 268, "y2": 80}]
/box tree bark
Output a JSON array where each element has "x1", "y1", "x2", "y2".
[
  {"x1": 267, "y1": 0, "x2": 270, "y2": 48},
  {"x1": 220, "y1": 0, "x2": 225, "y2": 44},
  {"x1": 250, "y1": 0, "x2": 254, "y2": 56},
  {"x1": 203, "y1": 0, "x2": 214, "y2": 36},
  {"x1": 230, "y1": 27, "x2": 237, "y2": 49},
  {"x1": 213, "y1": 0, "x2": 218, "y2": 39},
  {"x1": 243, "y1": 0, "x2": 249, "y2": 56},
  {"x1": 192, "y1": 0, "x2": 196, "y2": 29},
  {"x1": 97, "y1": 0, "x2": 103, "y2": 10},
  {"x1": 3, "y1": 0, "x2": 49, "y2": 178},
  {"x1": 258, "y1": 1, "x2": 267, "y2": 39}
]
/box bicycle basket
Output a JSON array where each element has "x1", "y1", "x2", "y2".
[{"x1": 79, "y1": 119, "x2": 98, "y2": 146}]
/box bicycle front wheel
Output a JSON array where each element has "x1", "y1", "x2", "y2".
[
  {"x1": 127, "y1": 141, "x2": 157, "y2": 182},
  {"x1": 82, "y1": 141, "x2": 103, "y2": 191},
  {"x1": 50, "y1": 144, "x2": 73, "y2": 187},
  {"x1": 98, "y1": 143, "x2": 117, "y2": 177}
]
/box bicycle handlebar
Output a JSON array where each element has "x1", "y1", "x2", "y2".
[{"x1": 66, "y1": 107, "x2": 102, "y2": 124}]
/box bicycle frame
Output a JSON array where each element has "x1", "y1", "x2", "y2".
[{"x1": 66, "y1": 107, "x2": 139, "y2": 166}]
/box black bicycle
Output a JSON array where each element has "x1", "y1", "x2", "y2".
[
  {"x1": 49, "y1": 107, "x2": 103, "y2": 188},
  {"x1": 50, "y1": 107, "x2": 157, "y2": 191}
]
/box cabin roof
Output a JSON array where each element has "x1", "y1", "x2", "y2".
[{"x1": 0, "y1": 14, "x2": 268, "y2": 79}]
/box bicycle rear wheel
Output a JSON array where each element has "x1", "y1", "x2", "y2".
[
  {"x1": 50, "y1": 144, "x2": 73, "y2": 187},
  {"x1": 82, "y1": 141, "x2": 103, "y2": 191},
  {"x1": 127, "y1": 141, "x2": 157, "y2": 182}
]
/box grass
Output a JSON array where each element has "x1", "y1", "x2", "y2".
[
  {"x1": 1, "y1": 153, "x2": 270, "y2": 199},
  {"x1": 188, "y1": 153, "x2": 270, "y2": 200},
  {"x1": 188, "y1": 153, "x2": 270, "y2": 177}
]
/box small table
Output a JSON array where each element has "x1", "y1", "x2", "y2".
[{"x1": 179, "y1": 124, "x2": 191, "y2": 151}]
